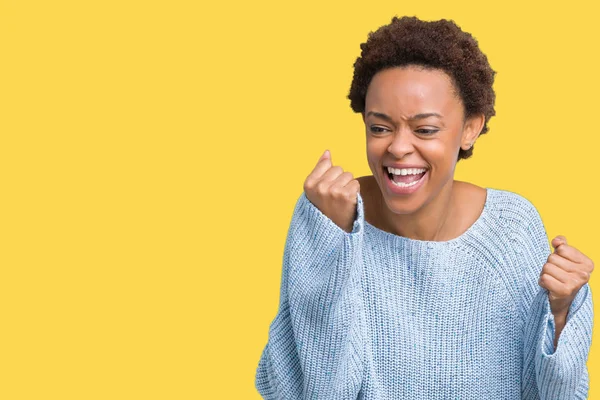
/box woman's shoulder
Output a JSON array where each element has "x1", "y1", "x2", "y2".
[
  {"x1": 484, "y1": 186, "x2": 544, "y2": 226},
  {"x1": 443, "y1": 183, "x2": 547, "y2": 244}
]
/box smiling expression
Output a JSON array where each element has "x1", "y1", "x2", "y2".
[{"x1": 362, "y1": 65, "x2": 483, "y2": 215}]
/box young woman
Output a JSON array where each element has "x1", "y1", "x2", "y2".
[{"x1": 255, "y1": 16, "x2": 594, "y2": 399}]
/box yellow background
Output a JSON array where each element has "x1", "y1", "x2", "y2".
[{"x1": 1, "y1": 0, "x2": 598, "y2": 398}]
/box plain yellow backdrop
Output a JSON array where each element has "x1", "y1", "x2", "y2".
[{"x1": 1, "y1": 0, "x2": 598, "y2": 398}]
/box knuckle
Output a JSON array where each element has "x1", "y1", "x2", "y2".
[
  {"x1": 542, "y1": 262, "x2": 556, "y2": 274},
  {"x1": 577, "y1": 269, "x2": 589, "y2": 281},
  {"x1": 330, "y1": 185, "x2": 343, "y2": 196},
  {"x1": 344, "y1": 190, "x2": 356, "y2": 201},
  {"x1": 541, "y1": 263, "x2": 551, "y2": 274},
  {"x1": 348, "y1": 180, "x2": 360, "y2": 195},
  {"x1": 303, "y1": 178, "x2": 314, "y2": 191},
  {"x1": 331, "y1": 166, "x2": 343, "y2": 174},
  {"x1": 566, "y1": 286, "x2": 576, "y2": 296},
  {"x1": 316, "y1": 181, "x2": 329, "y2": 195}
]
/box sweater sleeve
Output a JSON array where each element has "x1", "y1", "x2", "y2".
[
  {"x1": 255, "y1": 191, "x2": 366, "y2": 400},
  {"x1": 513, "y1": 197, "x2": 594, "y2": 400}
]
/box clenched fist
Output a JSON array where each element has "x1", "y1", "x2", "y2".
[
  {"x1": 303, "y1": 150, "x2": 361, "y2": 233},
  {"x1": 538, "y1": 235, "x2": 595, "y2": 317}
]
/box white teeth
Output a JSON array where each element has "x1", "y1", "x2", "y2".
[
  {"x1": 386, "y1": 167, "x2": 427, "y2": 175},
  {"x1": 391, "y1": 179, "x2": 420, "y2": 188}
]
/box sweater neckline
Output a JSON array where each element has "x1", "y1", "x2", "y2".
[{"x1": 363, "y1": 187, "x2": 495, "y2": 247}]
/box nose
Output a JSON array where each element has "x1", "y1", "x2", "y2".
[{"x1": 387, "y1": 127, "x2": 415, "y2": 159}]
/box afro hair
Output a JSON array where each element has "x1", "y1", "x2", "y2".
[{"x1": 348, "y1": 16, "x2": 497, "y2": 160}]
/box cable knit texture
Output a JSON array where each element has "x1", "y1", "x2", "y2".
[{"x1": 255, "y1": 187, "x2": 594, "y2": 399}]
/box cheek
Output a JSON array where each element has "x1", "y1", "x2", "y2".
[
  {"x1": 423, "y1": 139, "x2": 456, "y2": 166},
  {"x1": 366, "y1": 152, "x2": 378, "y2": 174},
  {"x1": 366, "y1": 139, "x2": 387, "y2": 166}
]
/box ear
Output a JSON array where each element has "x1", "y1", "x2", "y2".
[{"x1": 461, "y1": 113, "x2": 485, "y2": 151}]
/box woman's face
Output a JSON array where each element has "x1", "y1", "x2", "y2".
[{"x1": 363, "y1": 65, "x2": 482, "y2": 215}]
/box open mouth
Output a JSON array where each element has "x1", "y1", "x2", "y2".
[{"x1": 384, "y1": 166, "x2": 428, "y2": 188}]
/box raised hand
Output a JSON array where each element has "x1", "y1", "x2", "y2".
[
  {"x1": 303, "y1": 150, "x2": 361, "y2": 233},
  {"x1": 538, "y1": 235, "x2": 595, "y2": 317}
]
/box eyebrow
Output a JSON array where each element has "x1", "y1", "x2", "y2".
[{"x1": 366, "y1": 111, "x2": 443, "y2": 122}]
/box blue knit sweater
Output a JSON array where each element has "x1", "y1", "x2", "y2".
[{"x1": 255, "y1": 187, "x2": 594, "y2": 399}]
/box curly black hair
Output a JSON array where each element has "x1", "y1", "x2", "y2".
[{"x1": 347, "y1": 16, "x2": 496, "y2": 160}]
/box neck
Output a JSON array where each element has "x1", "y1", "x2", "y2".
[{"x1": 380, "y1": 180, "x2": 457, "y2": 242}]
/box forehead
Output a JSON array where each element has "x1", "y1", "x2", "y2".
[{"x1": 365, "y1": 66, "x2": 462, "y2": 117}]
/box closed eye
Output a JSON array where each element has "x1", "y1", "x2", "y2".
[
  {"x1": 415, "y1": 129, "x2": 438, "y2": 135},
  {"x1": 369, "y1": 126, "x2": 439, "y2": 135},
  {"x1": 369, "y1": 126, "x2": 388, "y2": 133}
]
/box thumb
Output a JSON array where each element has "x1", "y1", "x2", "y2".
[
  {"x1": 319, "y1": 149, "x2": 332, "y2": 166},
  {"x1": 551, "y1": 235, "x2": 567, "y2": 250}
]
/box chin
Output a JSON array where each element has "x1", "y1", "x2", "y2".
[{"x1": 382, "y1": 196, "x2": 424, "y2": 216}]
